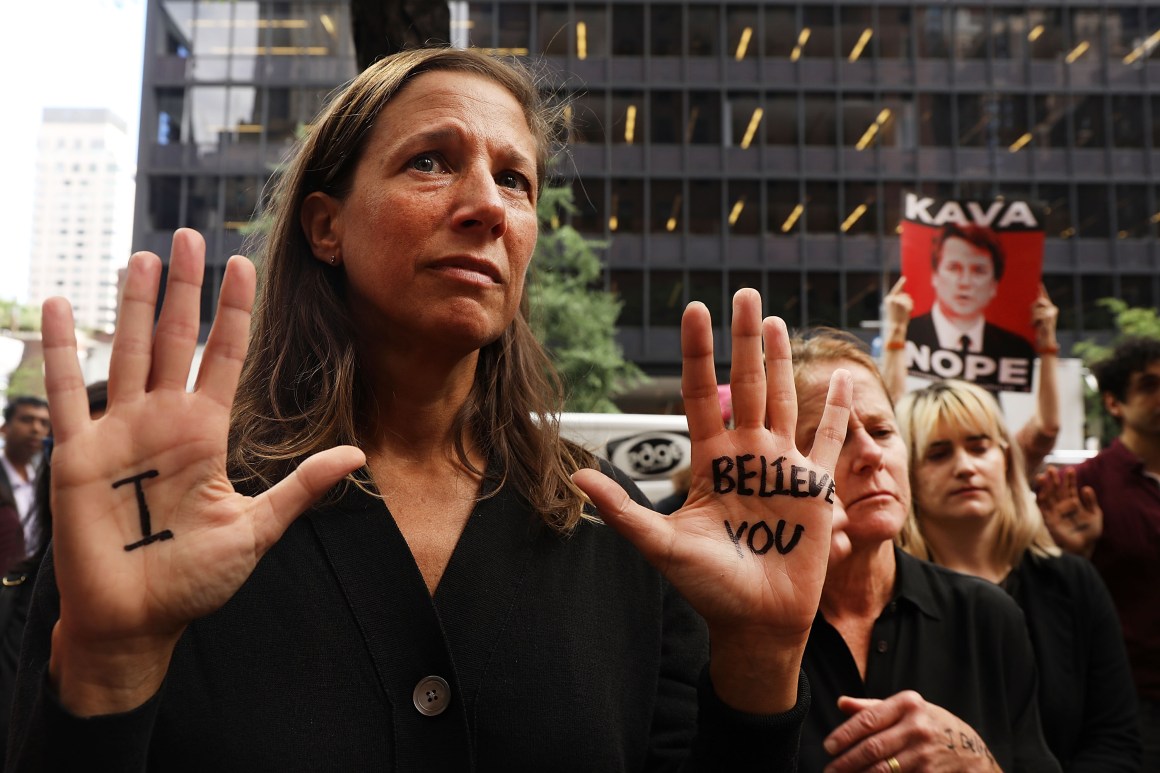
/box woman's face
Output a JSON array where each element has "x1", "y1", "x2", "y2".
[
  {"x1": 795, "y1": 362, "x2": 911, "y2": 548},
  {"x1": 325, "y1": 70, "x2": 540, "y2": 357},
  {"x1": 912, "y1": 420, "x2": 1007, "y2": 524}
]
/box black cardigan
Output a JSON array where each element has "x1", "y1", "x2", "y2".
[
  {"x1": 1004, "y1": 551, "x2": 1141, "y2": 772},
  {"x1": 6, "y1": 468, "x2": 808, "y2": 771}
]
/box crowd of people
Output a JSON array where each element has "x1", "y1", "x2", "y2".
[{"x1": 0, "y1": 47, "x2": 1156, "y2": 771}]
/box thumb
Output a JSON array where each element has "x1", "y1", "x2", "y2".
[
  {"x1": 836, "y1": 695, "x2": 882, "y2": 716},
  {"x1": 253, "y1": 445, "x2": 367, "y2": 551},
  {"x1": 572, "y1": 467, "x2": 673, "y2": 564}
]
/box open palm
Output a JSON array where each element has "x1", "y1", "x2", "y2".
[
  {"x1": 574, "y1": 289, "x2": 851, "y2": 647},
  {"x1": 43, "y1": 230, "x2": 363, "y2": 709}
]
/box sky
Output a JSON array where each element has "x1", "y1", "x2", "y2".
[{"x1": 2, "y1": 0, "x2": 147, "y2": 304}]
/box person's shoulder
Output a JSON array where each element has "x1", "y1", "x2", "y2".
[
  {"x1": 905, "y1": 552, "x2": 1024, "y2": 616},
  {"x1": 1024, "y1": 551, "x2": 1106, "y2": 595},
  {"x1": 1071, "y1": 440, "x2": 1126, "y2": 482}
]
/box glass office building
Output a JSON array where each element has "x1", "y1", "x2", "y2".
[{"x1": 135, "y1": 0, "x2": 1160, "y2": 370}]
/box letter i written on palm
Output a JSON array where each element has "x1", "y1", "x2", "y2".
[{"x1": 41, "y1": 229, "x2": 364, "y2": 716}]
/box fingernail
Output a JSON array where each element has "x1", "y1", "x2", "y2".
[{"x1": 823, "y1": 738, "x2": 837, "y2": 755}]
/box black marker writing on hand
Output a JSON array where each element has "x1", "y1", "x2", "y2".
[
  {"x1": 712, "y1": 455, "x2": 835, "y2": 503},
  {"x1": 114, "y1": 470, "x2": 174, "y2": 551},
  {"x1": 723, "y1": 519, "x2": 804, "y2": 558}
]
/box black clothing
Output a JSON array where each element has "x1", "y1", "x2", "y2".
[
  {"x1": 907, "y1": 313, "x2": 1036, "y2": 392},
  {"x1": 800, "y1": 549, "x2": 1060, "y2": 773},
  {"x1": 1004, "y1": 551, "x2": 1141, "y2": 772},
  {"x1": 0, "y1": 563, "x2": 34, "y2": 763},
  {"x1": 8, "y1": 467, "x2": 809, "y2": 772}
]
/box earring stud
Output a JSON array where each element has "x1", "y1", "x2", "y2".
[{"x1": 329, "y1": 255, "x2": 336, "y2": 265}]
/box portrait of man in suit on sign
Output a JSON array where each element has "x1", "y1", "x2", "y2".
[{"x1": 906, "y1": 223, "x2": 1035, "y2": 364}]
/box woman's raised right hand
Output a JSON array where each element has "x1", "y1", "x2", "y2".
[{"x1": 42, "y1": 229, "x2": 365, "y2": 716}]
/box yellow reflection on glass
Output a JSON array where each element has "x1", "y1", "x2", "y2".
[
  {"x1": 841, "y1": 203, "x2": 868, "y2": 232},
  {"x1": 740, "y1": 108, "x2": 764, "y2": 149},
  {"x1": 848, "y1": 28, "x2": 873, "y2": 62},
  {"x1": 735, "y1": 27, "x2": 753, "y2": 61},
  {"x1": 728, "y1": 197, "x2": 746, "y2": 226},
  {"x1": 781, "y1": 203, "x2": 804, "y2": 233},
  {"x1": 791, "y1": 28, "x2": 811, "y2": 61},
  {"x1": 1009, "y1": 133, "x2": 1032, "y2": 153},
  {"x1": 1065, "y1": 41, "x2": 1090, "y2": 64}
]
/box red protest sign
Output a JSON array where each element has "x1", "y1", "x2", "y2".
[{"x1": 899, "y1": 192, "x2": 1045, "y2": 393}]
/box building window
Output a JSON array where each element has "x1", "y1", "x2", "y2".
[
  {"x1": 688, "y1": 180, "x2": 721, "y2": 234},
  {"x1": 611, "y1": 4, "x2": 644, "y2": 56},
  {"x1": 687, "y1": 92, "x2": 721, "y2": 145},
  {"x1": 806, "y1": 273, "x2": 841, "y2": 326},
  {"x1": 805, "y1": 181, "x2": 840, "y2": 233},
  {"x1": 610, "y1": 179, "x2": 644, "y2": 233},
  {"x1": 651, "y1": 180, "x2": 683, "y2": 233},
  {"x1": 649, "y1": 91, "x2": 681, "y2": 144},
  {"x1": 726, "y1": 180, "x2": 761, "y2": 235},
  {"x1": 916, "y1": 6, "x2": 950, "y2": 58},
  {"x1": 497, "y1": 3, "x2": 530, "y2": 52},
  {"x1": 727, "y1": 6, "x2": 758, "y2": 62},
  {"x1": 687, "y1": 6, "x2": 719, "y2": 57},
  {"x1": 649, "y1": 271, "x2": 685, "y2": 326},
  {"x1": 1114, "y1": 186, "x2": 1151, "y2": 238},
  {"x1": 764, "y1": 6, "x2": 797, "y2": 58},
  {"x1": 574, "y1": 5, "x2": 608, "y2": 60},
  {"x1": 536, "y1": 4, "x2": 568, "y2": 56},
  {"x1": 467, "y1": 2, "x2": 494, "y2": 48},
  {"x1": 651, "y1": 5, "x2": 682, "y2": 56},
  {"x1": 610, "y1": 270, "x2": 643, "y2": 326},
  {"x1": 1076, "y1": 185, "x2": 1111, "y2": 237},
  {"x1": 148, "y1": 177, "x2": 182, "y2": 230},
  {"x1": 688, "y1": 271, "x2": 723, "y2": 320}
]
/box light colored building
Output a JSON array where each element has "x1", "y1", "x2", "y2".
[{"x1": 28, "y1": 108, "x2": 134, "y2": 334}]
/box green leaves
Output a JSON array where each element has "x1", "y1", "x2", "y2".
[
  {"x1": 1073, "y1": 298, "x2": 1160, "y2": 366},
  {"x1": 528, "y1": 186, "x2": 646, "y2": 412}
]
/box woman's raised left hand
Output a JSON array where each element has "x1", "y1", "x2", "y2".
[{"x1": 573, "y1": 289, "x2": 852, "y2": 712}]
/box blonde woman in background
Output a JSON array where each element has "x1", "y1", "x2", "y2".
[{"x1": 896, "y1": 379, "x2": 1140, "y2": 772}]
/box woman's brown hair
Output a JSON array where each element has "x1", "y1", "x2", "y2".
[{"x1": 228, "y1": 48, "x2": 596, "y2": 532}]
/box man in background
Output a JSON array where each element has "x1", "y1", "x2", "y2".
[
  {"x1": 0, "y1": 397, "x2": 50, "y2": 565},
  {"x1": 1040, "y1": 337, "x2": 1160, "y2": 770}
]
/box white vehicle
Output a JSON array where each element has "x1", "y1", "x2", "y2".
[{"x1": 559, "y1": 412, "x2": 690, "y2": 504}]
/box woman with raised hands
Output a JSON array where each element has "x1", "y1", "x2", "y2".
[
  {"x1": 894, "y1": 379, "x2": 1140, "y2": 772},
  {"x1": 8, "y1": 47, "x2": 852, "y2": 772}
]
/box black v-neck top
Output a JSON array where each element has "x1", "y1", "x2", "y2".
[{"x1": 8, "y1": 465, "x2": 809, "y2": 772}]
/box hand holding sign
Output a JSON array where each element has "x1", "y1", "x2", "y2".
[
  {"x1": 1030, "y1": 283, "x2": 1060, "y2": 353},
  {"x1": 884, "y1": 276, "x2": 914, "y2": 332},
  {"x1": 573, "y1": 289, "x2": 852, "y2": 713}
]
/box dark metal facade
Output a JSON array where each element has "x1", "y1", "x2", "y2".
[{"x1": 134, "y1": 0, "x2": 1160, "y2": 368}]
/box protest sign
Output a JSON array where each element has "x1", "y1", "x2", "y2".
[{"x1": 899, "y1": 192, "x2": 1045, "y2": 393}]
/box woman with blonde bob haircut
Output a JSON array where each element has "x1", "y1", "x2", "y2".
[
  {"x1": 895, "y1": 379, "x2": 1054, "y2": 575},
  {"x1": 9, "y1": 47, "x2": 856, "y2": 770},
  {"x1": 896, "y1": 379, "x2": 1140, "y2": 772}
]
